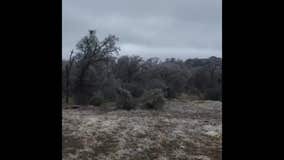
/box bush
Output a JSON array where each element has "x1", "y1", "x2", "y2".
[
  {"x1": 146, "y1": 78, "x2": 167, "y2": 90},
  {"x1": 163, "y1": 87, "x2": 178, "y2": 99},
  {"x1": 102, "y1": 75, "x2": 121, "y2": 101},
  {"x1": 89, "y1": 91, "x2": 104, "y2": 106},
  {"x1": 204, "y1": 87, "x2": 222, "y2": 101},
  {"x1": 115, "y1": 87, "x2": 135, "y2": 110},
  {"x1": 141, "y1": 89, "x2": 166, "y2": 110},
  {"x1": 74, "y1": 93, "x2": 90, "y2": 105},
  {"x1": 123, "y1": 83, "x2": 144, "y2": 98}
]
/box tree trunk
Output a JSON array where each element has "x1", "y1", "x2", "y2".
[
  {"x1": 65, "y1": 94, "x2": 69, "y2": 104},
  {"x1": 65, "y1": 65, "x2": 70, "y2": 104}
]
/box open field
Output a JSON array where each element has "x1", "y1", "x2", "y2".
[{"x1": 63, "y1": 99, "x2": 222, "y2": 160}]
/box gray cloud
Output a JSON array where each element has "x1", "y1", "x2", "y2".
[{"x1": 63, "y1": 0, "x2": 221, "y2": 60}]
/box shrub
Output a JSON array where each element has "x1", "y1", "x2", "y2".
[
  {"x1": 74, "y1": 93, "x2": 90, "y2": 105},
  {"x1": 163, "y1": 87, "x2": 178, "y2": 99},
  {"x1": 141, "y1": 89, "x2": 166, "y2": 110},
  {"x1": 146, "y1": 78, "x2": 167, "y2": 90},
  {"x1": 102, "y1": 75, "x2": 121, "y2": 101},
  {"x1": 123, "y1": 83, "x2": 144, "y2": 98},
  {"x1": 89, "y1": 91, "x2": 104, "y2": 106},
  {"x1": 115, "y1": 87, "x2": 135, "y2": 110},
  {"x1": 204, "y1": 87, "x2": 222, "y2": 101}
]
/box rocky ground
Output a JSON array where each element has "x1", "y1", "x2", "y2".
[{"x1": 62, "y1": 99, "x2": 222, "y2": 160}]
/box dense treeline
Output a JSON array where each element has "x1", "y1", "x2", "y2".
[{"x1": 62, "y1": 30, "x2": 222, "y2": 106}]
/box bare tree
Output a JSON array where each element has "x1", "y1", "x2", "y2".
[
  {"x1": 62, "y1": 30, "x2": 222, "y2": 106},
  {"x1": 73, "y1": 30, "x2": 120, "y2": 104},
  {"x1": 64, "y1": 50, "x2": 75, "y2": 104}
]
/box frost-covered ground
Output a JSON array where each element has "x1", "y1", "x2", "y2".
[{"x1": 62, "y1": 99, "x2": 222, "y2": 160}]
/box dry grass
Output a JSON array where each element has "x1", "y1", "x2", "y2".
[{"x1": 62, "y1": 99, "x2": 222, "y2": 160}]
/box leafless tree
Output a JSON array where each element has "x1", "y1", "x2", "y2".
[
  {"x1": 64, "y1": 50, "x2": 75, "y2": 104},
  {"x1": 73, "y1": 30, "x2": 120, "y2": 104}
]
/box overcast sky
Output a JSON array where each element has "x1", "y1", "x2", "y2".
[{"x1": 63, "y1": 0, "x2": 221, "y2": 60}]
